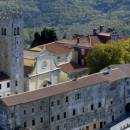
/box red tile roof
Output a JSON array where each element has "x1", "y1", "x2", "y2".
[
  {"x1": 38, "y1": 43, "x2": 72, "y2": 55},
  {"x1": 59, "y1": 63, "x2": 87, "y2": 74},
  {"x1": 56, "y1": 36, "x2": 101, "y2": 49}
]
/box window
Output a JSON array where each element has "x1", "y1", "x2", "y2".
[
  {"x1": 7, "y1": 82, "x2": 10, "y2": 88},
  {"x1": 1, "y1": 28, "x2": 3, "y2": 35},
  {"x1": 112, "y1": 115, "x2": 114, "y2": 121},
  {"x1": 75, "y1": 93, "x2": 81, "y2": 100},
  {"x1": 57, "y1": 100, "x2": 60, "y2": 106},
  {"x1": 127, "y1": 81, "x2": 129, "y2": 86},
  {"x1": 51, "y1": 101, "x2": 54, "y2": 107},
  {"x1": 1, "y1": 28, "x2": 7, "y2": 36},
  {"x1": 93, "y1": 124, "x2": 96, "y2": 129},
  {"x1": 14, "y1": 28, "x2": 17, "y2": 35},
  {"x1": 86, "y1": 126, "x2": 89, "y2": 130},
  {"x1": 57, "y1": 56, "x2": 60, "y2": 60},
  {"x1": 11, "y1": 113, "x2": 14, "y2": 118},
  {"x1": 65, "y1": 96, "x2": 68, "y2": 103},
  {"x1": 0, "y1": 84, "x2": 1, "y2": 89},
  {"x1": 91, "y1": 104, "x2": 94, "y2": 110},
  {"x1": 24, "y1": 122, "x2": 27, "y2": 128},
  {"x1": 24, "y1": 110, "x2": 26, "y2": 115},
  {"x1": 64, "y1": 112, "x2": 66, "y2": 118},
  {"x1": 111, "y1": 101, "x2": 113, "y2": 105},
  {"x1": 40, "y1": 117, "x2": 43, "y2": 123},
  {"x1": 17, "y1": 27, "x2": 20, "y2": 35},
  {"x1": 4, "y1": 28, "x2": 6, "y2": 35},
  {"x1": 56, "y1": 125, "x2": 60, "y2": 130},
  {"x1": 15, "y1": 81, "x2": 18, "y2": 86},
  {"x1": 57, "y1": 114, "x2": 60, "y2": 120},
  {"x1": 73, "y1": 109, "x2": 76, "y2": 116},
  {"x1": 82, "y1": 107, "x2": 85, "y2": 113},
  {"x1": 40, "y1": 106, "x2": 43, "y2": 110},
  {"x1": 32, "y1": 108, "x2": 34, "y2": 113},
  {"x1": 64, "y1": 124, "x2": 67, "y2": 129},
  {"x1": 100, "y1": 122, "x2": 103, "y2": 128},
  {"x1": 51, "y1": 116, "x2": 54, "y2": 122},
  {"x1": 128, "y1": 89, "x2": 130, "y2": 95},
  {"x1": 98, "y1": 102, "x2": 102, "y2": 108},
  {"x1": 32, "y1": 119, "x2": 35, "y2": 126}
]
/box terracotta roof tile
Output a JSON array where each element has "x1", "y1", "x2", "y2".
[
  {"x1": 38, "y1": 43, "x2": 72, "y2": 55},
  {"x1": 59, "y1": 63, "x2": 87, "y2": 74},
  {"x1": 56, "y1": 36, "x2": 101, "y2": 48}
]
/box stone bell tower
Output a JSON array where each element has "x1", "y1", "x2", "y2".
[{"x1": 0, "y1": 10, "x2": 24, "y2": 94}]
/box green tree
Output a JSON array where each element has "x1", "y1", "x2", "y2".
[
  {"x1": 87, "y1": 43, "x2": 125, "y2": 73},
  {"x1": 31, "y1": 28, "x2": 57, "y2": 48},
  {"x1": 41, "y1": 28, "x2": 57, "y2": 44},
  {"x1": 31, "y1": 32, "x2": 41, "y2": 48}
]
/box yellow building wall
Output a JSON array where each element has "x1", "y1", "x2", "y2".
[{"x1": 60, "y1": 71, "x2": 70, "y2": 82}]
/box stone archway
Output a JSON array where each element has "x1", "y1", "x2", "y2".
[{"x1": 125, "y1": 103, "x2": 130, "y2": 113}]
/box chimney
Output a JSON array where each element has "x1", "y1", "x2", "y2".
[
  {"x1": 99, "y1": 25, "x2": 104, "y2": 32},
  {"x1": 93, "y1": 29, "x2": 97, "y2": 36},
  {"x1": 87, "y1": 35, "x2": 92, "y2": 46},
  {"x1": 77, "y1": 37, "x2": 80, "y2": 44}
]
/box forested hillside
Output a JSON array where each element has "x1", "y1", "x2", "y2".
[{"x1": 1, "y1": 0, "x2": 130, "y2": 43}]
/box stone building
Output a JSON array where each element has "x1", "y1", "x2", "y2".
[
  {"x1": 0, "y1": 10, "x2": 24, "y2": 95},
  {"x1": 0, "y1": 64, "x2": 130, "y2": 130}
]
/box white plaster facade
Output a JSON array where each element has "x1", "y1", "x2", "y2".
[
  {"x1": 25, "y1": 50, "x2": 61, "y2": 91},
  {"x1": 0, "y1": 79, "x2": 11, "y2": 97}
]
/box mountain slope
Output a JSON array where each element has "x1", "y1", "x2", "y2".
[{"x1": 0, "y1": 0, "x2": 130, "y2": 41}]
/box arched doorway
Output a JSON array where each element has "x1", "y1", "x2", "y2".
[{"x1": 125, "y1": 103, "x2": 130, "y2": 113}]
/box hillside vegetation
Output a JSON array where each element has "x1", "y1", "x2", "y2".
[{"x1": 1, "y1": 0, "x2": 130, "y2": 43}]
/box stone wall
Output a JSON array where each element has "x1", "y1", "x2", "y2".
[{"x1": 6, "y1": 78, "x2": 129, "y2": 130}]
